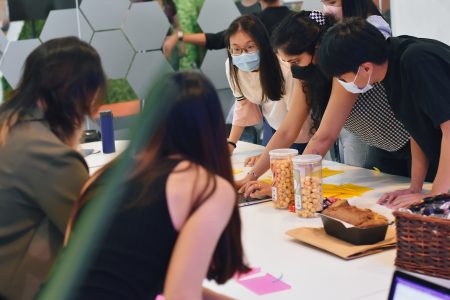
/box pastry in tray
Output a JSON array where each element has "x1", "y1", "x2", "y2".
[{"x1": 322, "y1": 199, "x2": 388, "y2": 228}]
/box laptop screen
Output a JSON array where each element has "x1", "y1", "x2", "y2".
[{"x1": 389, "y1": 271, "x2": 450, "y2": 300}]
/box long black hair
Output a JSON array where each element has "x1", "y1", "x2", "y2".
[
  {"x1": 342, "y1": 0, "x2": 382, "y2": 19},
  {"x1": 70, "y1": 72, "x2": 249, "y2": 284},
  {"x1": 0, "y1": 37, "x2": 106, "y2": 146},
  {"x1": 225, "y1": 14, "x2": 285, "y2": 101},
  {"x1": 272, "y1": 11, "x2": 334, "y2": 132}
]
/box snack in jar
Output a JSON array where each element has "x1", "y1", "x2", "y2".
[
  {"x1": 293, "y1": 154, "x2": 323, "y2": 218},
  {"x1": 269, "y1": 149, "x2": 298, "y2": 209}
]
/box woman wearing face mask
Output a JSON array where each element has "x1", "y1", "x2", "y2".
[
  {"x1": 238, "y1": 10, "x2": 411, "y2": 198},
  {"x1": 237, "y1": 11, "x2": 334, "y2": 197},
  {"x1": 225, "y1": 14, "x2": 311, "y2": 155}
]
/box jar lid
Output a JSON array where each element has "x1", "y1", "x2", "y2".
[
  {"x1": 269, "y1": 148, "x2": 299, "y2": 157},
  {"x1": 293, "y1": 154, "x2": 322, "y2": 163}
]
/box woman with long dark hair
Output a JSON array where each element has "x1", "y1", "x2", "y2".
[
  {"x1": 67, "y1": 72, "x2": 249, "y2": 300},
  {"x1": 237, "y1": 11, "x2": 333, "y2": 197},
  {"x1": 225, "y1": 14, "x2": 311, "y2": 155},
  {"x1": 0, "y1": 37, "x2": 106, "y2": 300}
]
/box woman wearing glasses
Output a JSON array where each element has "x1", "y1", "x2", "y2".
[{"x1": 225, "y1": 14, "x2": 311, "y2": 154}]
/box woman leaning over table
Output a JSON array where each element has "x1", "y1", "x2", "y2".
[
  {"x1": 225, "y1": 14, "x2": 311, "y2": 154},
  {"x1": 0, "y1": 37, "x2": 106, "y2": 300}
]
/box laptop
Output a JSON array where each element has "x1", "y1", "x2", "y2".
[
  {"x1": 388, "y1": 270, "x2": 450, "y2": 300},
  {"x1": 238, "y1": 194, "x2": 271, "y2": 207}
]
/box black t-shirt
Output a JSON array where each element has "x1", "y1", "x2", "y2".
[
  {"x1": 204, "y1": 6, "x2": 293, "y2": 50},
  {"x1": 257, "y1": 6, "x2": 293, "y2": 38},
  {"x1": 383, "y1": 36, "x2": 450, "y2": 179},
  {"x1": 236, "y1": 1, "x2": 262, "y2": 15}
]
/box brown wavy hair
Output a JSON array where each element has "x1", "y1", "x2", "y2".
[{"x1": 0, "y1": 37, "x2": 106, "y2": 146}]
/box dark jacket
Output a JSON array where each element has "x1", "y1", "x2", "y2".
[{"x1": 0, "y1": 109, "x2": 88, "y2": 300}]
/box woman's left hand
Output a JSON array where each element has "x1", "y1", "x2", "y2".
[{"x1": 238, "y1": 181, "x2": 271, "y2": 198}]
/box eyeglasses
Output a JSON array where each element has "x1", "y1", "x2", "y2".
[{"x1": 228, "y1": 43, "x2": 258, "y2": 56}]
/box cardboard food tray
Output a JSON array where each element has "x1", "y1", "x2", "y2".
[
  {"x1": 286, "y1": 226, "x2": 396, "y2": 260},
  {"x1": 319, "y1": 214, "x2": 388, "y2": 245}
]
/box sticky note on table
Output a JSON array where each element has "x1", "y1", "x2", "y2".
[
  {"x1": 259, "y1": 177, "x2": 272, "y2": 185},
  {"x1": 233, "y1": 168, "x2": 243, "y2": 175},
  {"x1": 323, "y1": 183, "x2": 373, "y2": 198},
  {"x1": 322, "y1": 168, "x2": 344, "y2": 178},
  {"x1": 237, "y1": 273, "x2": 291, "y2": 295}
]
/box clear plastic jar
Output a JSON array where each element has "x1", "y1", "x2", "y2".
[
  {"x1": 293, "y1": 155, "x2": 323, "y2": 218},
  {"x1": 269, "y1": 149, "x2": 298, "y2": 209}
]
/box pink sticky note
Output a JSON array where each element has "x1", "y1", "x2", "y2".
[
  {"x1": 237, "y1": 273, "x2": 291, "y2": 295},
  {"x1": 234, "y1": 267, "x2": 262, "y2": 280}
]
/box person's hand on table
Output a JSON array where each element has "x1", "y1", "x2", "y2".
[
  {"x1": 244, "y1": 154, "x2": 261, "y2": 167},
  {"x1": 235, "y1": 174, "x2": 251, "y2": 189},
  {"x1": 238, "y1": 181, "x2": 271, "y2": 198},
  {"x1": 378, "y1": 188, "x2": 424, "y2": 210}
]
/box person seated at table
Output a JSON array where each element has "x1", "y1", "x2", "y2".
[
  {"x1": 0, "y1": 37, "x2": 106, "y2": 300},
  {"x1": 66, "y1": 72, "x2": 249, "y2": 300},
  {"x1": 225, "y1": 14, "x2": 311, "y2": 155},
  {"x1": 317, "y1": 18, "x2": 450, "y2": 209}
]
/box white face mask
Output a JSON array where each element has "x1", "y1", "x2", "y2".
[
  {"x1": 338, "y1": 67, "x2": 374, "y2": 94},
  {"x1": 323, "y1": 4, "x2": 343, "y2": 20}
]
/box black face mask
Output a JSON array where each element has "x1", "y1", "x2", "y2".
[{"x1": 291, "y1": 63, "x2": 318, "y2": 80}]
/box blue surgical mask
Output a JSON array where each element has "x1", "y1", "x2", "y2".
[
  {"x1": 338, "y1": 67, "x2": 373, "y2": 94},
  {"x1": 232, "y1": 51, "x2": 260, "y2": 72}
]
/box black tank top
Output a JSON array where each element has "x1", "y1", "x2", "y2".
[{"x1": 75, "y1": 159, "x2": 181, "y2": 300}]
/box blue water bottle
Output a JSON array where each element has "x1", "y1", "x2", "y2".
[{"x1": 100, "y1": 110, "x2": 115, "y2": 154}]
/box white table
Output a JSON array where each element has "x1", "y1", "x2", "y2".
[
  {"x1": 80, "y1": 140, "x2": 129, "y2": 174},
  {"x1": 80, "y1": 140, "x2": 449, "y2": 299},
  {"x1": 209, "y1": 142, "x2": 448, "y2": 300}
]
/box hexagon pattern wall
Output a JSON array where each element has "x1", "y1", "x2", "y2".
[
  {"x1": 0, "y1": 39, "x2": 41, "y2": 88},
  {"x1": 40, "y1": 8, "x2": 93, "y2": 42},
  {"x1": 198, "y1": 0, "x2": 240, "y2": 90},
  {"x1": 200, "y1": 50, "x2": 229, "y2": 90},
  {"x1": 122, "y1": 2, "x2": 170, "y2": 51},
  {"x1": 80, "y1": 0, "x2": 130, "y2": 31},
  {"x1": 197, "y1": 0, "x2": 240, "y2": 33},
  {"x1": 0, "y1": 0, "x2": 242, "y2": 94},
  {"x1": 91, "y1": 30, "x2": 135, "y2": 79},
  {"x1": 127, "y1": 51, "x2": 173, "y2": 100}
]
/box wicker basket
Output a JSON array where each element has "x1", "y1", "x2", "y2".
[{"x1": 393, "y1": 211, "x2": 450, "y2": 280}]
